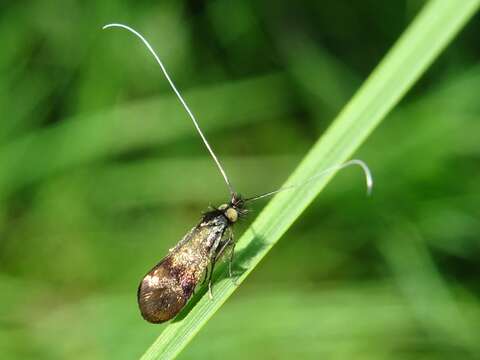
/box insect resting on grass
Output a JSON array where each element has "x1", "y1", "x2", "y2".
[{"x1": 103, "y1": 23, "x2": 373, "y2": 324}]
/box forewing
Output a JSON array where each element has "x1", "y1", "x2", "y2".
[
  {"x1": 137, "y1": 214, "x2": 229, "y2": 323},
  {"x1": 137, "y1": 254, "x2": 188, "y2": 323},
  {"x1": 137, "y1": 226, "x2": 210, "y2": 323}
]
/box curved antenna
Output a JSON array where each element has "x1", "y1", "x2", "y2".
[
  {"x1": 244, "y1": 159, "x2": 373, "y2": 202},
  {"x1": 102, "y1": 23, "x2": 234, "y2": 196}
]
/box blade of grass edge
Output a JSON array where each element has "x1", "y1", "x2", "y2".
[{"x1": 140, "y1": 1, "x2": 480, "y2": 359}]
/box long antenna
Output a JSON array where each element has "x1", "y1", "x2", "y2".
[
  {"x1": 244, "y1": 159, "x2": 373, "y2": 202},
  {"x1": 103, "y1": 23, "x2": 235, "y2": 196}
]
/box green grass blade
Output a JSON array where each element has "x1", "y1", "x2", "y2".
[{"x1": 140, "y1": 1, "x2": 480, "y2": 359}]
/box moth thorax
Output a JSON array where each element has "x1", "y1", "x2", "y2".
[{"x1": 219, "y1": 204, "x2": 238, "y2": 223}]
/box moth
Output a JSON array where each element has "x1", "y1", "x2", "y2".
[
  {"x1": 103, "y1": 23, "x2": 373, "y2": 323},
  {"x1": 137, "y1": 194, "x2": 245, "y2": 323}
]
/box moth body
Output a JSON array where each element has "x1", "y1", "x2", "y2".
[{"x1": 137, "y1": 197, "x2": 244, "y2": 323}]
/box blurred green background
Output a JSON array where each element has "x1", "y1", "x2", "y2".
[{"x1": 1, "y1": 1, "x2": 479, "y2": 359}]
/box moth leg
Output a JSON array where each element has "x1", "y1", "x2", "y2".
[
  {"x1": 221, "y1": 242, "x2": 237, "y2": 285},
  {"x1": 228, "y1": 241, "x2": 236, "y2": 278},
  {"x1": 206, "y1": 231, "x2": 225, "y2": 299},
  {"x1": 207, "y1": 228, "x2": 235, "y2": 299},
  {"x1": 207, "y1": 257, "x2": 216, "y2": 299},
  {"x1": 214, "y1": 230, "x2": 233, "y2": 261},
  {"x1": 200, "y1": 262, "x2": 210, "y2": 286},
  {"x1": 214, "y1": 229, "x2": 236, "y2": 278}
]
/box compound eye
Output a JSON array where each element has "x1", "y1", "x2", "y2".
[{"x1": 225, "y1": 208, "x2": 238, "y2": 223}]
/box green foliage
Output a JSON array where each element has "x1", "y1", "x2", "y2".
[
  {"x1": 0, "y1": 1, "x2": 479, "y2": 359},
  {"x1": 140, "y1": 1, "x2": 480, "y2": 358}
]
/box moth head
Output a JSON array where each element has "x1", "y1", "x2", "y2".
[
  {"x1": 218, "y1": 193, "x2": 247, "y2": 223},
  {"x1": 218, "y1": 203, "x2": 238, "y2": 223}
]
